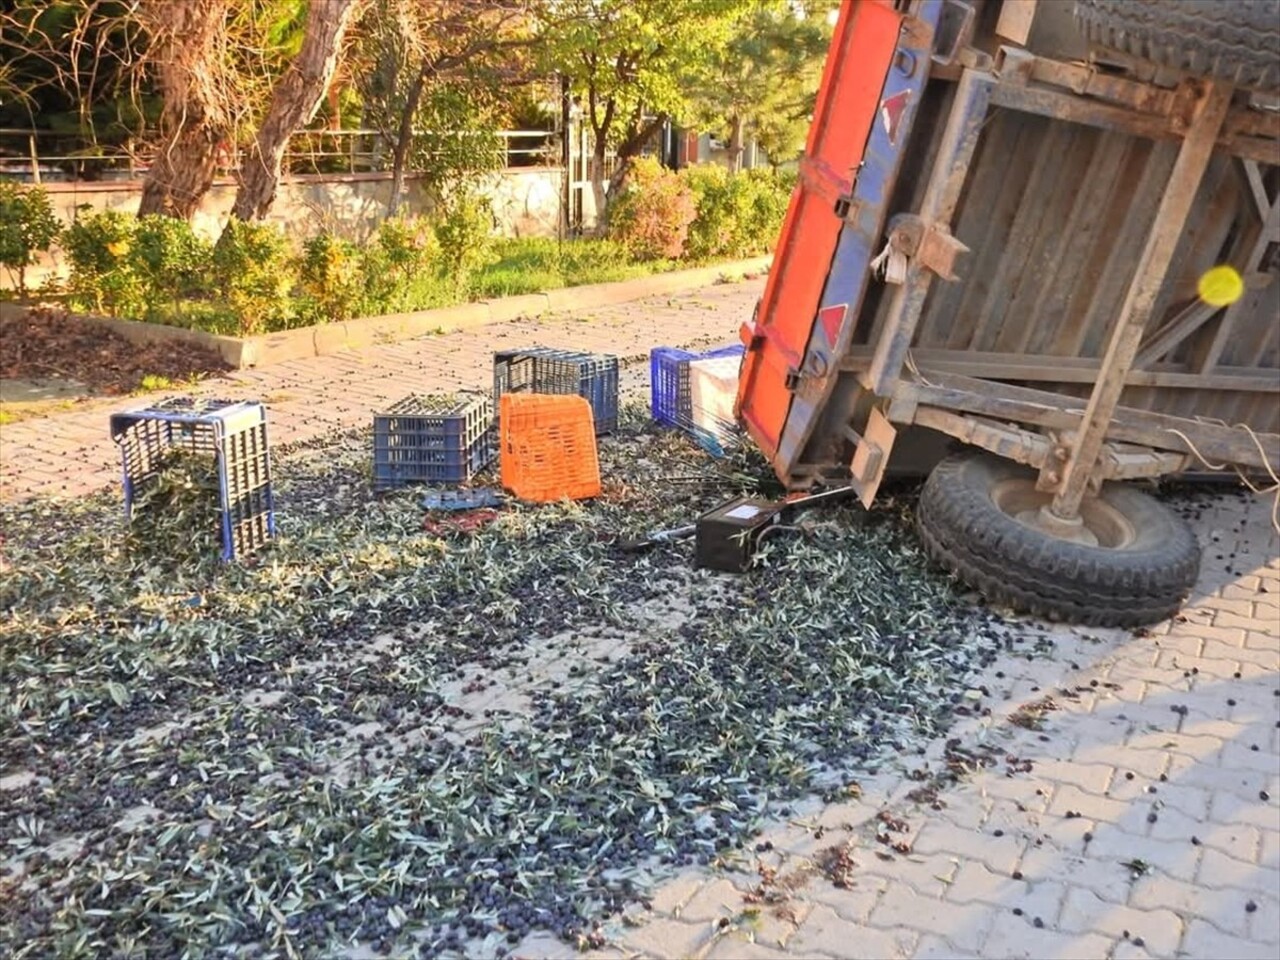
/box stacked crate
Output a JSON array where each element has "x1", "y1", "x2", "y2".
[{"x1": 649, "y1": 343, "x2": 744, "y2": 442}]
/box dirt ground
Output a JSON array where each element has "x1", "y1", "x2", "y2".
[{"x1": 0, "y1": 306, "x2": 230, "y2": 398}]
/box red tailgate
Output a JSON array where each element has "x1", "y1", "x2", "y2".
[{"x1": 735, "y1": 0, "x2": 903, "y2": 461}]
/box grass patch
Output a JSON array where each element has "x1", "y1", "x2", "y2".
[
  {"x1": 137, "y1": 374, "x2": 176, "y2": 392},
  {"x1": 470, "y1": 237, "x2": 670, "y2": 300}
]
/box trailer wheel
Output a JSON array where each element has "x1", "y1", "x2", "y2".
[
  {"x1": 1074, "y1": 0, "x2": 1280, "y2": 93},
  {"x1": 916, "y1": 452, "x2": 1201, "y2": 627}
]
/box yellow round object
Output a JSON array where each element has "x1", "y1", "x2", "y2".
[{"x1": 1198, "y1": 265, "x2": 1244, "y2": 307}]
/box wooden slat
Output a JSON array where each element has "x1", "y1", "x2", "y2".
[
  {"x1": 1064, "y1": 139, "x2": 1177, "y2": 360},
  {"x1": 969, "y1": 120, "x2": 1069, "y2": 352},
  {"x1": 1134, "y1": 300, "x2": 1221, "y2": 368},
  {"x1": 891, "y1": 369, "x2": 1280, "y2": 472},
  {"x1": 842, "y1": 347, "x2": 1280, "y2": 392},
  {"x1": 997, "y1": 125, "x2": 1102, "y2": 356},
  {"x1": 1191, "y1": 169, "x2": 1280, "y2": 373},
  {"x1": 995, "y1": 0, "x2": 1037, "y2": 44}
]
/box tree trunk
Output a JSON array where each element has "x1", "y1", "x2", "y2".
[
  {"x1": 137, "y1": 0, "x2": 232, "y2": 220},
  {"x1": 607, "y1": 114, "x2": 665, "y2": 201},
  {"x1": 228, "y1": 0, "x2": 360, "y2": 223},
  {"x1": 589, "y1": 148, "x2": 609, "y2": 232},
  {"x1": 386, "y1": 59, "x2": 431, "y2": 218},
  {"x1": 727, "y1": 114, "x2": 745, "y2": 174}
]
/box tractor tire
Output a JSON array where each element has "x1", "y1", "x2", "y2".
[
  {"x1": 1074, "y1": 0, "x2": 1280, "y2": 93},
  {"x1": 916, "y1": 452, "x2": 1201, "y2": 627}
]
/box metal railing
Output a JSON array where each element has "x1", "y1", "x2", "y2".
[{"x1": 0, "y1": 127, "x2": 562, "y2": 184}]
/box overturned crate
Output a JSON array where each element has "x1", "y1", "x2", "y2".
[
  {"x1": 499, "y1": 393, "x2": 601, "y2": 503},
  {"x1": 110, "y1": 397, "x2": 275, "y2": 561},
  {"x1": 493, "y1": 348, "x2": 619, "y2": 434},
  {"x1": 373, "y1": 393, "x2": 495, "y2": 491}
]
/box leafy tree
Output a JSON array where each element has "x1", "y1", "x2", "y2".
[
  {"x1": 353, "y1": 0, "x2": 529, "y2": 217},
  {"x1": 538, "y1": 0, "x2": 743, "y2": 220},
  {"x1": 692, "y1": 1, "x2": 829, "y2": 172}
]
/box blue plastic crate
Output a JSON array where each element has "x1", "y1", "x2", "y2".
[
  {"x1": 110, "y1": 397, "x2": 275, "y2": 562},
  {"x1": 373, "y1": 393, "x2": 495, "y2": 491},
  {"x1": 650, "y1": 343, "x2": 744, "y2": 427},
  {"x1": 493, "y1": 348, "x2": 619, "y2": 434}
]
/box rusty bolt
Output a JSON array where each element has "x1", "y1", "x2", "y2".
[
  {"x1": 1054, "y1": 446, "x2": 1069, "y2": 460},
  {"x1": 1044, "y1": 471, "x2": 1061, "y2": 486}
]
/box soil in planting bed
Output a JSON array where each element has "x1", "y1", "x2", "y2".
[{"x1": 0, "y1": 306, "x2": 231, "y2": 397}]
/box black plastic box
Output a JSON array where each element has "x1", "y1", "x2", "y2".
[{"x1": 695, "y1": 496, "x2": 781, "y2": 572}]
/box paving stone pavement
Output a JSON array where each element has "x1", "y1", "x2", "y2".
[
  {"x1": 3, "y1": 278, "x2": 1278, "y2": 959},
  {"x1": 552, "y1": 495, "x2": 1278, "y2": 960},
  {"x1": 0, "y1": 280, "x2": 761, "y2": 502}
]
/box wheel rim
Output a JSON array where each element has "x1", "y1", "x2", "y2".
[{"x1": 989, "y1": 478, "x2": 1138, "y2": 549}]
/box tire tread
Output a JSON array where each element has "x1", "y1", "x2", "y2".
[
  {"x1": 917, "y1": 453, "x2": 1201, "y2": 627},
  {"x1": 1075, "y1": 0, "x2": 1280, "y2": 92}
]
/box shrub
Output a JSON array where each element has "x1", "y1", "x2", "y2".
[
  {"x1": 211, "y1": 220, "x2": 295, "y2": 335},
  {"x1": 376, "y1": 215, "x2": 437, "y2": 276},
  {"x1": 298, "y1": 233, "x2": 363, "y2": 324},
  {"x1": 682, "y1": 163, "x2": 743, "y2": 260},
  {"x1": 434, "y1": 192, "x2": 495, "y2": 294},
  {"x1": 607, "y1": 157, "x2": 696, "y2": 261},
  {"x1": 363, "y1": 216, "x2": 439, "y2": 313},
  {"x1": 0, "y1": 182, "x2": 61, "y2": 297},
  {"x1": 735, "y1": 168, "x2": 792, "y2": 254},
  {"x1": 681, "y1": 165, "x2": 793, "y2": 260},
  {"x1": 130, "y1": 215, "x2": 213, "y2": 314},
  {"x1": 62, "y1": 209, "x2": 143, "y2": 316}
]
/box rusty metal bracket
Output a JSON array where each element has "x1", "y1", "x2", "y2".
[
  {"x1": 849, "y1": 408, "x2": 898, "y2": 508},
  {"x1": 1100, "y1": 445, "x2": 1190, "y2": 481},
  {"x1": 994, "y1": 46, "x2": 1179, "y2": 117},
  {"x1": 1034, "y1": 434, "x2": 1072, "y2": 492},
  {"x1": 885, "y1": 215, "x2": 970, "y2": 281},
  {"x1": 912, "y1": 407, "x2": 1051, "y2": 470}
]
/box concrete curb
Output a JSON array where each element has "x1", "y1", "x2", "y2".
[{"x1": 59, "y1": 256, "x2": 772, "y2": 370}]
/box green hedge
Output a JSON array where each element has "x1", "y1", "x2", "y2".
[{"x1": 14, "y1": 165, "x2": 792, "y2": 335}]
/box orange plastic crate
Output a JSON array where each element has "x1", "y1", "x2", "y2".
[{"x1": 500, "y1": 393, "x2": 601, "y2": 502}]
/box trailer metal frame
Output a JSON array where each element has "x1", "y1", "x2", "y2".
[{"x1": 736, "y1": 0, "x2": 1280, "y2": 530}]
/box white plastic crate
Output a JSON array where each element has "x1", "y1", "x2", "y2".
[{"x1": 688, "y1": 355, "x2": 741, "y2": 454}]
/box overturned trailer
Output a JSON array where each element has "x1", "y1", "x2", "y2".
[{"x1": 735, "y1": 0, "x2": 1280, "y2": 625}]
